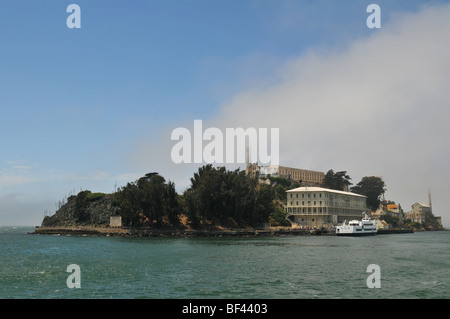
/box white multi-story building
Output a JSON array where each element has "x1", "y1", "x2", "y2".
[{"x1": 285, "y1": 187, "x2": 368, "y2": 227}]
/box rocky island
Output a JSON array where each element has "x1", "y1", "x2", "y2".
[
  {"x1": 34, "y1": 165, "x2": 297, "y2": 237},
  {"x1": 33, "y1": 165, "x2": 442, "y2": 237}
]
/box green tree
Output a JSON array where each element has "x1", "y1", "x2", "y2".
[
  {"x1": 382, "y1": 214, "x2": 399, "y2": 228},
  {"x1": 136, "y1": 173, "x2": 166, "y2": 226},
  {"x1": 113, "y1": 182, "x2": 142, "y2": 226},
  {"x1": 74, "y1": 190, "x2": 91, "y2": 223},
  {"x1": 184, "y1": 164, "x2": 275, "y2": 228},
  {"x1": 269, "y1": 205, "x2": 290, "y2": 226},
  {"x1": 113, "y1": 172, "x2": 180, "y2": 227},
  {"x1": 423, "y1": 211, "x2": 441, "y2": 229},
  {"x1": 351, "y1": 176, "x2": 386, "y2": 211},
  {"x1": 165, "y1": 181, "x2": 180, "y2": 226},
  {"x1": 322, "y1": 169, "x2": 352, "y2": 191}
]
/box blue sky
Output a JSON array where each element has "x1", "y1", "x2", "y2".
[{"x1": 1, "y1": 0, "x2": 450, "y2": 226}]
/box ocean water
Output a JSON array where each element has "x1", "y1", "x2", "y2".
[{"x1": 1, "y1": 226, "x2": 449, "y2": 299}]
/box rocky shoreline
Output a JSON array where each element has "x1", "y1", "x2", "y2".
[
  {"x1": 31, "y1": 226, "x2": 334, "y2": 237},
  {"x1": 31, "y1": 226, "x2": 415, "y2": 237}
]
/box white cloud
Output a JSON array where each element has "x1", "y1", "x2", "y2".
[
  {"x1": 209, "y1": 4, "x2": 450, "y2": 225},
  {"x1": 129, "y1": 4, "x2": 450, "y2": 226},
  {"x1": 0, "y1": 173, "x2": 37, "y2": 188},
  {"x1": 0, "y1": 160, "x2": 38, "y2": 188},
  {"x1": 125, "y1": 5, "x2": 450, "y2": 226}
]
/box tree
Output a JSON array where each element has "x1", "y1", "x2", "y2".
[
  {"x1": 269, "y1": 205, "x2": 290, "y2": 226},
  {"x1": 74, "y1": 190, "x2": 91, "y2": 223},
  {"x1": 267, "y1": 176, "x2": 301, "y2": 201},
  {"x1": 183, "y1": 164, "x2": 275, "y2": 228},
  {"x1": 165, "y1": 181, "x2": 180, "y2": 225},
  {"x1": 136, "y1": 172, "x2": 167, "y2": 226},
  {"x1": 351, "y1": 176, "x2": 386, "y2": 211},
  {"x1": 382, "y1": 214, "x2": 399, "y2": 228},
  {"x1": 322, "y1": 169, "x2": 352, "y2": 191},
  {"x1": 113, "y1": 182, "x2": 142, "y2": 226},
  {"x1": 423, "y1": 211, "x2": 441, "y2": 229},
  {"x1": 113, "y1": 172, "x2": 180, "y2": 227}
]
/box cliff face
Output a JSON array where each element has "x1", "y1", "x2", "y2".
[{"x1": 41, "y1": 192, "x2": 118, "y2": 227}]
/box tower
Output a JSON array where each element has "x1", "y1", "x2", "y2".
[
  {"x1": 428, "y1": 189, "x2": 432, "y2": 213},
  {"x1": 246, "y1": 145, "x2": 250, "y2": 169}
]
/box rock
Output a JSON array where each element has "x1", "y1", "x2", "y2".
[{"x1": 41, "y1": 194, "x2": 118, "y2": 227}]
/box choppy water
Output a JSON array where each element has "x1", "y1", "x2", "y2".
[{"x1": 1, "y1": 226, "x2": 449, "y2": 299}]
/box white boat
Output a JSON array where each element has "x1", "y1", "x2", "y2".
[{"x1": 336, "y1": 212, "x2": 377, "y2": 236}]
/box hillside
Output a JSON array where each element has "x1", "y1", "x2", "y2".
[
  {"x1": 40, "y1": 167, "x2": 292, "y2": 230},
  {"x1": 41, "y1": 191, "x2": 117, "y2": 227}
]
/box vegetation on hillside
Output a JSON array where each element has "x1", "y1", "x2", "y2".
[
  {"x1": 111, "y1": 165, "x2": 290, "y2": 228},
  {"x1": 112, "y1": 172, "x2": 179, "y2": 227},
  {"x1": 182, "y1": 165, "x2": 276, "y2": 228},
  {"x1": 42, "y1": 166, "x2": 443, "y2": 230}
]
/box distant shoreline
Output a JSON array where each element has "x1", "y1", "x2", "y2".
[{"x1": 30, "y1": 226, "x2": 419, "y2": 237}]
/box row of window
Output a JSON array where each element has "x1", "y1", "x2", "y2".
[
  {"x1": 289, "y1": 193, "x2": 324, "y2": 199},
  {"x1": 290, "y1": 200, "x2": 323, "y2": 206},
  {"x1": 280, "y1": 170, "x2": 323, "y2": 182},
  {"x1": 287, "y1": 207, "x2": 327, "y2": 213},
  {"x1": 289, "y1": 200, "x2": 366, "y2": 208},
  {"x1": 289, "y1": 192, "x2": 361, "y2": 199},
  {"x1": 286, "y1": 207, "x2": 365, "y2": 215},
  {"x1": 289, "y1": 193, "x2": 365, "y2": 205}
]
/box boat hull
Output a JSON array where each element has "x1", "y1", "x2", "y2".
[{"x1": 336, "y1": 231, "x2": 377, "y2": 236}]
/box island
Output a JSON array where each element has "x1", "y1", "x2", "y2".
[{"x1": 33, "y1": 164, "x2": 443, "y2": 237}]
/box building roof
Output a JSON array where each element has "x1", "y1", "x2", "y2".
[
  {"x1": 286, "y1": 186, "x2": 367, "y2": 198},
  {"x1": 412, "y1": 202, "x2": 431, "y2": 208},
  {"x1": 386, "y1": 204, "x2": 399, "y2": 210}
]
